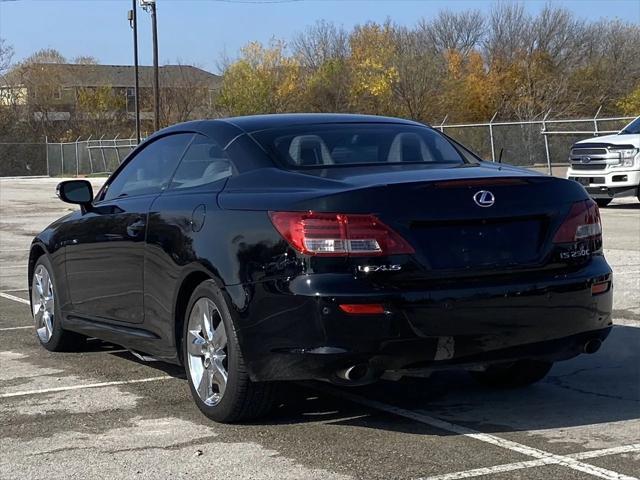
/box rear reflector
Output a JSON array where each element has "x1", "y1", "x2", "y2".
[
  {"x1": 553, "y1": 200, "x2": 602, "y2": 243},
  {"x1": 591, "y1": 281, "x2": 610, "y2": 295},
  {"x1": 269, "y1": 211, "x2": 415, "y2": 256},
  {"x1": 338, "y1": 304, "x2": 386, "y2": 314}
]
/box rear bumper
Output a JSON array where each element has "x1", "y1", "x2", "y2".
[
  {"x1": 567, "y1": 169, "x2": 640, "y2": 198},
  {"x1": 228, "y1": 256, "x2": 613, "y2": 382}
]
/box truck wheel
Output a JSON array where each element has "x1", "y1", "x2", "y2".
[
  {"x1": 595, "y1": 199, "x2": 612, "y2": 208},
  {"x1": 183, "y1": 280, "x2": 278, "y2": 423},
  {"x1": 470, "y1": 360, "x2": 553, "y2": 388}
]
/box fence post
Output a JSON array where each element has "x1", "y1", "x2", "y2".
[
  {"x1": 438, "y1": 115, "x2": 448, "y2": 133},
  {"x1": 75, "y1": 136, "x2": 81, "y2": 177},
  {"x1": 114, "y1": 134, "x2": 121, "y2": 165},
  {"x1": 593, "y1": 105, "x2": 602, "y2": 136},
  {"x1": 99, "y1": 135, "x2": 107, "y2": 172},
  {"x1": 488, "y1": 112, "x2": 497, "y2": 161},
  {"x1": 60, "y1": 143, "x2": 64, "y2": 177},
  {"x1": 87, "y1": 136, "x2": 94, "y2": 174},
  {"x1": 542, "y1": 110, "x2": 552, "y2": 176},
  {"x1": 45, "y1": 136, "x2": 49, "y2": 177}
]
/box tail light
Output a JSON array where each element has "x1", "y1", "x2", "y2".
[
  {"x1": 339, "y1": 304, "x2": 386, "y2": 314},
  {"x1": 591, "y1": 281, "x2": 610, "y2": 295},
  {"x1": 269, "y1": 211, "x2": 415, "y2": 256},
  {"x1": 553, "y1": 200, "x2": 602, "y2": 243}
]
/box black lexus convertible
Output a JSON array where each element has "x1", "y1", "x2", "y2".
[{"x1": 29, "y1": 114, "x2": 613, "y2": 422}]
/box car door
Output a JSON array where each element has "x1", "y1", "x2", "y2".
[
  {"x1": 64, "y1": 133, "x2": 194, "y2": 324},
  {"x1": 144, "y1": 133, "x2": 234, "y2": 335}
]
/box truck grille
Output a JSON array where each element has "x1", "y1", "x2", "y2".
[
  {"x1": 570, "y1": 163, "x2": 607, "y2": 171},
  {"x1": 570, "y1": 148, "x2": 608, "y2": 156}
]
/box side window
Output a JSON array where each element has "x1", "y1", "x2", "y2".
[
  {"x1": 103, "y1": 133, "x2": 193, "y2": 201},
  {"x1": 169, "y1": 134, "x2": 233, "y2": 190}
]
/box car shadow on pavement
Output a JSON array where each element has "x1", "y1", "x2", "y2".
[
  {"x1": 92, "y1": 325, "x2": 638, "y2": 435},
  {"x1": 107, "y1": 349, "x2": 186, "y2": 378},
  {"x1": 261, "y1": 325, "x2": 640, "y2": 435}
]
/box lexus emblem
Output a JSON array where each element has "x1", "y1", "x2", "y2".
[{"x1": 473, "y1": 190, "x2": 495, "y2": 207}]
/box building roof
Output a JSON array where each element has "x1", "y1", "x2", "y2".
[{"x1": 1, "y1": 63, "x2": 221, "y2": 89}]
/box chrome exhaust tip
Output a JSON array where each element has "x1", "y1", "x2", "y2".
[
  {"x1": 336, "y1": 364, "x2": 370, "y2": 382},
  {"x1": 583, "y1": 338, "x2": 602, "y2": 354}
]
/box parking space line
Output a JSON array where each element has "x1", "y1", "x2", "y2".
[
  {"x1": 0, "y1": 292, "x2": 30, "y2": 305},
  {"x1": 573, "y1": 444, "x2": 640, "y2": 460},
  {"x1": 420, "y1": 458, "x2": 557, "y2": 480},
  {"x1": 0, "y1": 376, "x2": 176, "y2": 399},
  {"x1": 419, "y1": 444, "x2": 640, "y2": 480},
  {"x1": 315, "y1": 385, "x2": 638, "y2": 480},
  {"x1": 0, "y1": 326, "x2": 32, "y2": 331}
]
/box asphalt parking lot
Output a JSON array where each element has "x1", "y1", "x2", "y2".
[{"x1": 1, "y1": 176, "x2": 639, "y2": 480}]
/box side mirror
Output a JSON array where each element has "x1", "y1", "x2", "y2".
[{"x1": 56, "y1": 180, "x2": 93, "y2": 209}]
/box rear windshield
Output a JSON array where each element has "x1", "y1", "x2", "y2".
[{"x1": 251, "y1": 123, "x2": 467, "y2": 168}]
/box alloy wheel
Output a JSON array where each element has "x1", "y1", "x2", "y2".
[
  {"x1": 32, "y1": 264, "x2": 55, "y2": 343},
  {"x1": 186, "y1": 297, "x2": 228, "y2": 406}
]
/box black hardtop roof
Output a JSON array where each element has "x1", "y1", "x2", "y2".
[
  {"x1": 159, "y1": 113, "x2": 427, "y2": 136},
  {"x1": 222, "y1": 113, "x2": 427, "y2": 132}
]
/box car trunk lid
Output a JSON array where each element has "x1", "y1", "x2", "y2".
[{"x1": 220, "y1": 163, "x2": 590, "y2": 276}]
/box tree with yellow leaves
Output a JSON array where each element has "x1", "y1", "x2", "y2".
[
  {"x1": 348, "y1": 21, "x2": 398, "y2": 115},
  {"x1": 216, "y1": 40, "x2": 301, "y2": 116},
  {"x1": 617, "y1": 85, "x2": 640, "y2": 116}
]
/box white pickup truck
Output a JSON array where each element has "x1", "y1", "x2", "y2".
[{"x1": 566, "y1": 116, "x2": 640, "y2": 207}]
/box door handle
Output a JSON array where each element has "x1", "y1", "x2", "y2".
[{"x1": 126, "y1": 219, "x2": 146, "y2": 238}]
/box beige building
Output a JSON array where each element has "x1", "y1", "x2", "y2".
[{"x1": 0, "y1": 63, "x2": 221, "y2": 120}]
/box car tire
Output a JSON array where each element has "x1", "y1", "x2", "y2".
[
  {"x1": 470, "y1": 360, "x2": 553, "y2": 388},
  {"x1": 31, "y1": 255, "x2": 86, "y2": 352},
  {"x1": 182, "y1": 280, "x2": 278, "y2": 423},
  {"x1": 595, "y1": 199, "x2": 612, "y2": 208}
]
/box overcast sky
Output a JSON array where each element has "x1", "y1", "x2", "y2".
[{"x1": 1, "y1": 0, "x2": 639, "y2": 73}]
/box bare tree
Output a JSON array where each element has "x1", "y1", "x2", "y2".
[
  {"x1": 292, "y1": 20, "x2": 349, "y2": 70},
  {"x1": 5, "y1": 50, "x2": 74, "y2": 141},
  {"x1": 291, "y1": 22, "x2": 351, "y2": 112},
  {"x1": 419, "y1": 10, "x2": 485, "y2": 56},
  {"x1": 570, "y1": 19, "x2": 640, "y2": 113},
  {"x1": 391, "y1": 27, "x2": 445, "y2": 121},
  {"x1": 74, "y1": 55, "x2": 99, "y2": 65},
  {"x1": 483, "y1": 2, "x2": 530, "y2": 62},
  {"x1": 0, "y1": 38, "x2": 14, "y2": 76},
  {"x1": 23, "y1": 48, "x2": 67, "y2": 64},
  {"x1": 530, "y1": 5, "x2": 584, "y2": 62},
  {"x1": 160, "y1": 63, "x2": 216, "y2": 125}
]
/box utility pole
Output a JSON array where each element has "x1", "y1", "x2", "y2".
[
  {"x1": 128, "y1": 1, "x2": 141, "y2": 143},
  {"x1": 141, "y1": 0, "x2": 160, "y2": 131}
]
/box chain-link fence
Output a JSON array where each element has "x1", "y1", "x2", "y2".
[
  {"x1": 45, "y1": 137, "x2": 139, "y2": 177},
  {"x1": 437, "y1": 112, "x2": 635, "y2": 173},
  {"x1": 2, "y1": 112, "x2": 635, "y2": 178},
  {"x1": 0, "y1": 142, "x2": 48, "y2": 176}
]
